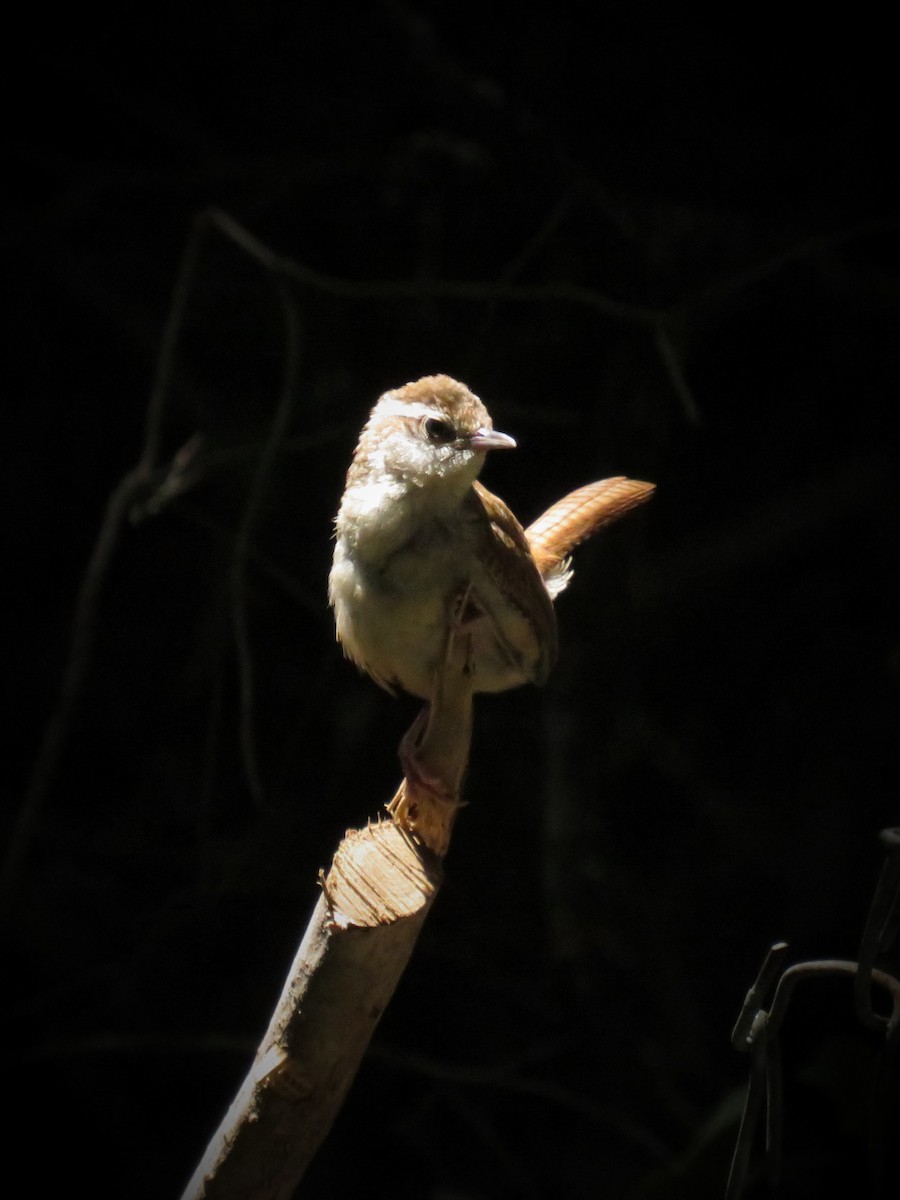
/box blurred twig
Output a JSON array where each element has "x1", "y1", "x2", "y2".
[
  {"x1": 368, "y1": 1042, "x2": 670, "y2": 1162},
  {"x1": 678, "y1": 215, "x2": 900, "y2": 313},
  {"x1": 203, "y1": 206, "x2": 703, "y2": 423},
  {"x1": 0, "y1": 213, "x2": 208, "y2": 912},
  {"x1": 2, "y1": 207, "x2": 318, "y2": 906},
  {"x1": 202, "y1": 207, "x2": 662, "y2": 324},
  {"x1": 229, "y1": 278, "x2": 303, "y2": 808}
]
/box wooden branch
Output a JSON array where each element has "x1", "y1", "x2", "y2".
[
  {"x1": 180, "y1": 818, "x2": 442, "y2": 1200},
  {"x1": 182, "y1": 644, "x2": 473, "y2": 1197}
]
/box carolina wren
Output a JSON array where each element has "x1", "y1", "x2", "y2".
[{"x1": 329, "y1": 374, "x2": 654, "y2": 704}]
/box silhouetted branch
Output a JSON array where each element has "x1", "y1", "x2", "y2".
[{"x1": 726, "y1": 827, "x2": 900, "y2": 1200}]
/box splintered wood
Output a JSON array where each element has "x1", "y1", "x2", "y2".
[{"x1": 326, "y1": 819, "x2": 440, "y2": 926}]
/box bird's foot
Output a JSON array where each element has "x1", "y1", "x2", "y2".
[{"x1": 389, "y1": 717, "x2": 467, "y2": 857}]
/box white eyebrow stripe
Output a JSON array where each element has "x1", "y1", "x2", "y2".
[{"x1": 374, "y1": 396, "x2": 439, "y2": 422}]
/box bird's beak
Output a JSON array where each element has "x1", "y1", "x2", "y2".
[{"x1": 468, "y1": 428, "x2": 517, "y2": 452}]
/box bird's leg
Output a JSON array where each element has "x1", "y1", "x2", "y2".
[
  {"x1": 390, "y1": 585, "x2": 476, "y2": 855},
  {"x1": 398, "y1": 583, "x2": 475, "y2": 797}
]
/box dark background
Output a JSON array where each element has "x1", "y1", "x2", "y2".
[{"x1": 4, "y1": 4, "x2": 898, "y2": 1197}]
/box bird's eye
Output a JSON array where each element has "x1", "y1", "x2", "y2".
[{"x1": 423, "y1": 417, "x2": 456, "y2": 444}]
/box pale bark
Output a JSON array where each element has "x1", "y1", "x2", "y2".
[{"x1": 181, "y1": 818, "x2": 442, "y2": 1200}]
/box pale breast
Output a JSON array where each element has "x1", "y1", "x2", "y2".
[{"x1": 330, "y1": 503, "x2": 544, "y2": 699}]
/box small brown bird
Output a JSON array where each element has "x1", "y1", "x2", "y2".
[{"x1": 328, "y1": 374, "x2": 654, "y2": 704}]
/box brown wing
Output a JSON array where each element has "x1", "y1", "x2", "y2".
[
  {"x1": 469, "y1": 481, "x2": 558, "y2": 682},
  {"x1": 525, "y1": 478, "x2": 655, "y2": 586}
]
